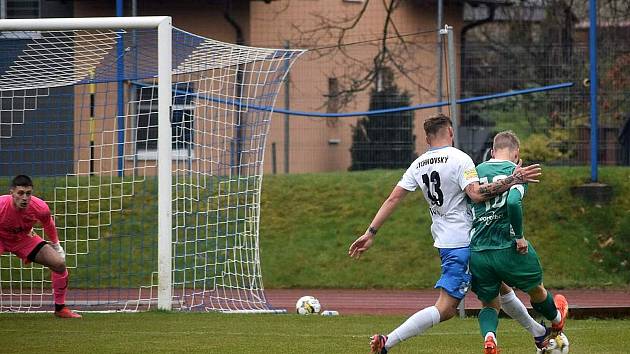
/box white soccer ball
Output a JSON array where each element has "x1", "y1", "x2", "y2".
[
  {"x1": 536, "y1": 332, "x2": 569, "y2": 354},
  {"x1": 295, "y1": 295, "x2": 321, "y2": 315}
]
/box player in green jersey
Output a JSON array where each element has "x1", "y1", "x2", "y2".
[{"x1": 469, "y1": 131, "x2": 569, "y2": 354}]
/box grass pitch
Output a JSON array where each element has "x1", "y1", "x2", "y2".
[
  {"x1": 260, "y1": 167, "x2": 630, "y2": 289},
  {"x1": 1, "y1": 312, "x2": 628, "y2": 353}
]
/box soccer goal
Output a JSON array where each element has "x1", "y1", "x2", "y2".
[{"x1": 0, "y1": 16, "x2": 304, "y2": 313}]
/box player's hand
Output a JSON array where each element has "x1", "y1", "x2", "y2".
[
  {"x1": 515, "y1": 238, "x2": 528, "y2": 254},
  {"x1": 511, "y1": 159, "x2": 541, "y2": 184},
  {"x1": 348, "y1": 233, "x2": 375, "y2": 259},
  {"x1": 50, "y1": 242, "x2": 66, "y2": 261}
]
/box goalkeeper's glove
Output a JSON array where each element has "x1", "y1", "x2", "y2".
[{"x1": 50, "y1": 242, "x2": 66, "y2": 261}]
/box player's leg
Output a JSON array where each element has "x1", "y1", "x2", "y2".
[
  {"x1": 371, "y1": 247, "x2": 470, "y2": 353},
  {"x1": 499, "y1": 283, "x2": 546, "y2": 337},
  {"x1": 505, "y1": 244, "x2": 567, "y2": 331},
  {"x1": 526, "y1": 284, "x2": 571, "y2": 351},
  {"x1": 528, "y1": 285, "x2": 568, "y2": 332},
  {"x1": 470, "y1": 249, "x2": 504, "y2": 354},
  {"x1": 372, "y1": 288, "x2": 454, "y2": 353},
  {"x1": 27, "y1": 240, "x2": 81, "y2": 318},
  {"x1": 479, "y1": 297, "x2": 501, "y2": 354},
  {"x1": 498, "y1": 244, "x2": 567, "y2": 348}
]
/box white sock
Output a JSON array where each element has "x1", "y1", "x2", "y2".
[
  {"x1": 552, "y1": 311, "x2": 562, "y2": 325},
  {"x1": 500, "y1": 290, "x2": 546, "y2": 337},
  {"x1": 386, "y1": 306, "x2": 441, "y2": 349},
  {"x1": 485, "y1": 332, "x2": 497, "y2": 344}
]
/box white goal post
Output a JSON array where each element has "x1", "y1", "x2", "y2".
[{"x1": 0, "y1": 16, "x2": 304, "y2": 313}]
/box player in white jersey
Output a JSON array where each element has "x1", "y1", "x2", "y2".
[
  {"x1": 400, "y1": 144, "x2": 476, "y2": 249},
  {"x1": 348, "y1": 114, "x2": 541, "y2": 353}
]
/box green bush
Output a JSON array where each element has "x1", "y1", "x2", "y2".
[{"x1": 520, "y1": 133, "x2": 567, "y2": 163}]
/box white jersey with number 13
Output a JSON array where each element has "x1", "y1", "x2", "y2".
[{"x1": 397, "y1": 146, "x2": 479, "y2": 248}]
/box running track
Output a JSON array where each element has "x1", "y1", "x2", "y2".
[
  {"x1": 265, "y1": 289, "x2": 630, "y2": 318},
  {"x1": 3, "y1": 288, "x2": 628, "y2": 317}
]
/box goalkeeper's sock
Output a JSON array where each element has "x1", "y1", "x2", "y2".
[
  {"x1": 500, "y1": 290, "x2": 546, "y2": 337},
  {"x1": 386, "y1": 306, "x2": 440, "y2": 349},
  {"x1": 52, "y1": 269, "x2": 69, "y2": 306},
  {"x1": 531, "y1": 292, "x2": 559, "y2": 324}
]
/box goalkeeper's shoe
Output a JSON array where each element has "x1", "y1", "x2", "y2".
[
  {"x1": 483, "y1": 336, "x2": 500, "y2": 354},
  {"x1": 55, "y1": 307, "x2": 82, "y2": 318},
  {"x1": 551, "y1": 294, "x2": 568, "y2": 333},
  {"x1": 369, "y1": 334, "x2": 388, "y2": 354}
]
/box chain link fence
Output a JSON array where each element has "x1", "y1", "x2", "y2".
[
  {"x1": 252, "y1": 0, "x2": 630, "y2": 173},
  {"x1": 460, "y1": 17, "x2": 630, "y2": 166}
]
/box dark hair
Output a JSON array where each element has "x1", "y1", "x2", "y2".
[
  {"x1": 423, "y1": 114, "x2": 452, "y2": 136},
  {"x1": 10, "y1": 175, "x2": 33, "y2": 188}
]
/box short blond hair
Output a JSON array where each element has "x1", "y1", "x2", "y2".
[{"x1": 493, "y1": 130, "x2": 520, "y2": 151}]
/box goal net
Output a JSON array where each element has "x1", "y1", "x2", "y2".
[{"x1": 0, "y1": 17, "x2": 304, "y2": 313}]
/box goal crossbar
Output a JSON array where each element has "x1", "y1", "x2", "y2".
[{"x1": 0, "y1": 16, "x2": 171, "y2": 31}]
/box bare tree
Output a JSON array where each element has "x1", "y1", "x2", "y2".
[{"x1": 289, "y1": 0, "x2": 435, "y2": 109}]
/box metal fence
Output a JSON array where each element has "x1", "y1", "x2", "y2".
[
  {"x1": 460, "y1": 24, "x2": 630, "y2": 166},
  {"x1": 255, "y1": 1, "x2": 630, "y2": 173}
]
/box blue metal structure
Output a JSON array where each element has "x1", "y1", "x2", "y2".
[{"x1": 589, "y1": 0, "x2": 599, "y2": 182}]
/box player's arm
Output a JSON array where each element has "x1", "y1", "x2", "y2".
[
  {"x1": 507, "y1": 187, "x2": 524, "y2": 238},
  {"x1": 39, "y1": 210, "x2": 60, "y2": 244},
  {"x1": 364, "y1": 186, "x2": 409, "y2": 234},
  {"x1": 465, "y1": 161, "x2": 541, "y2": 203},
  {"x1": 348, "y1": 186, "x2": 409, "y2": 259},
  {"x1": 506, "y1": 186, "x2": 528, "y2": 254},
  {"x1": 37, "y1": 204, "x2": 66, "y2": 259}
]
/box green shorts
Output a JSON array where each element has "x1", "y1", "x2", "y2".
[{"x1": 470, "y1": 242, "x2": 543, "y2": 304}]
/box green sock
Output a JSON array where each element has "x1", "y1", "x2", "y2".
[
  {"x1": 478, "y1": 307, "x2": 499, "y2": 338},
  {"x1": 531, "y1": 291, "x2": 558, "y2": 322}
]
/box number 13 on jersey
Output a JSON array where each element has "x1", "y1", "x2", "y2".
[{"x1": 422, "y1": 172, "x2": 444, "y2": 206}]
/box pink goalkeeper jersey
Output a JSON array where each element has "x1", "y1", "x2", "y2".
[{"x1": 0, "y1": 195, "x2": 59, "y2": 243}]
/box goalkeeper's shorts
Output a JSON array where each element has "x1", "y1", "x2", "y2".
[
  {"x1": 470, "y1": 243, "x2": 543, "y2": 304},
  {"x1": 0, "y1": 233, "x2": 46, "y2": 264}
]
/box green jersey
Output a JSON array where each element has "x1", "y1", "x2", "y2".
[{"x1": 470, "y1": 159, "x2": 527, "y2": 251}]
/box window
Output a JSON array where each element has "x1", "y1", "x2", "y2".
[
  {"x1": 135, "y1": 82, "x2": 195, "y2": 160},
  {"x1": 5, "y1": 0, "x2": 40, "y2": 19}
]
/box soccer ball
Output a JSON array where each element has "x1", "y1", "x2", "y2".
[
  {"x1": 295, "y1": 295, "x2": 321, "y2": 315},
  {"x1": 536, "y1": 332, "x2": 569, "y2": 354}
]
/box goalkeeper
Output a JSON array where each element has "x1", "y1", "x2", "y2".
[
  {"x1": 469, "y1": 132, "x2": 568, "y2": 354},
  {"x1": 0, "y1": 175, "x2": 81, "y2": 318}
]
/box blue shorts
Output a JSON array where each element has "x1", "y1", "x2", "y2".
[{"x1": 434, "y1": 247, "x2": 471, "y2": 300}]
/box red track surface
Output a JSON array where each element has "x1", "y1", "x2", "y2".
[
  {"x1": 4, "y1": 288, "x2": 628, "y2": 317},
  {"x1": 265, "y1": 288, "x2": 630, "y2": 317}
]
